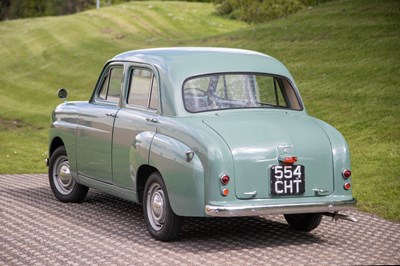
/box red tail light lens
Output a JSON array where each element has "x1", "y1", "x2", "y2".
[
  {"x1": 220, "y1": 175, "x2": 230, "y2": 185},
  {"x1": 344, "y1": 182, "x2": 351, "y2": 190},
  {"x1": 342, "y1": 169, "x2": 352, "y2": 179}
]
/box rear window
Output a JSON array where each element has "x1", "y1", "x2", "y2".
[{"x1": 183, "y1": 73, "x2": 302, "y2": 113}]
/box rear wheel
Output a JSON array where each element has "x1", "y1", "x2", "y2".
[
  {"x1": 143, "y1": 172, "x2": 183, "y2": 241},
  {"x1": 48, "y1": 146, "x2": 88, "y2": 202},
  {"x1": 284, "y1": 213, "x2": 322, "y2": 232}
]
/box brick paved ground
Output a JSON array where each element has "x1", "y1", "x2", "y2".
[{"x1": 0, "y1": 174, "x2": 399, "y2": 265}]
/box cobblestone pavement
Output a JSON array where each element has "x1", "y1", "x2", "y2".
[{"x1": 1, "y1": 174, "x2": 399, "y2": 266}]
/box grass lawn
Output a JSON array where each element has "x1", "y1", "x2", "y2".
[
  {"x1": 197, "y1": 0, "x2": 400, "y2": 220},
  {"x1": 0, "y1": 0, "x2": 398, "y2": 221},
  {"x1": 0, "y1": 1, "x2": 247, "y2": 173}
]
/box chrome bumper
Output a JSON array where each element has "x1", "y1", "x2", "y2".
[{"x1": 205, "y1": 198, "x2": 357, "y2": 217}]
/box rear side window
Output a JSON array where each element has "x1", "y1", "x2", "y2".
[
  {"x1": 98, "y1": 66, "x2": 123, "y2": 104},
  {"x1": 127, "y1": 68, "x2": 159, "y2": 110},
  {"x1": 183, "y1": 73, "x2": 302, "y2": 113}
]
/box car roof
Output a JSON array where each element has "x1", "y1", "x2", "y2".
[
  {"x1": 112, "y1": 47, "x2": 293, "y2": 81},
  {"x1": 111, "y1": 47, "x2": 297, "y2": 116}
]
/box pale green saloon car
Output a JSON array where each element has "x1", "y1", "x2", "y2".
[{"x1": 48, "y1": 47, "x2": 357, "y2": 241}]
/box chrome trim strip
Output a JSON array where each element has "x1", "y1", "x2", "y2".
[{"x1": 205, "y1": 198, "x2": 357, "y2": 217}]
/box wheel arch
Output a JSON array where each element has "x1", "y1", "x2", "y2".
[
  {"x1": 48, "y1": 145, "x2": 88, "y2": 202},
  {"x1": 48, "y1": 134, "x2": 78, "y2": 180},
  {"x1": 49, "y1": 137, "x2": 65, "y2": 157},
  {"x1": 136, "y1": 165, "x2": 159, "y2": 205}
]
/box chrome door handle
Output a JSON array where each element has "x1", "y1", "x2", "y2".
[
  {"x1": 146, "y1": 117, "x2": 158, "y2": 123},
  {"x1": 105, "y1": 113, "x2": 116, "y2": 117}
]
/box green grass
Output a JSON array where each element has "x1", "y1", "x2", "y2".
[
  {"x1": 0, "y1": 0, "x2": 399, "y2": 221},
  {"x1": 198, "y1": 0, "x2": 400, "y2": 220},
  {"x1": 0, "y1": 1, "x2": 247, "y2": 173}
]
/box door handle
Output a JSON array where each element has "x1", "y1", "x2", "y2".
[
  {"x1": 146, "y1": 117, "x2": 158, "y2": 123},
  {"x1": 105, "y1": 112, "x2": 116, "y2": 117}
]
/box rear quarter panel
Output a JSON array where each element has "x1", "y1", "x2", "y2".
[
  {"x1": 149, "y1": 116, "x2": 235, "y2": 217},
  {"x1": 311, "y1": 117, "x2": 353, "y2": 198}
]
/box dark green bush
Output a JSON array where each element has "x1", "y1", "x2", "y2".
[
  {"x1": 213, "y1": 0, "x2": 332, "y2": 23},
  {"x1": 1, "y1": 0, "x2": 213, "y2": 21}
]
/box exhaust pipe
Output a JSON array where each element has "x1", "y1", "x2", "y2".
[{"x1": 322, "y1": 211, "x2": 357, "y2": 222}]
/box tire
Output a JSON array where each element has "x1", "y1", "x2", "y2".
[
  {"x1": 48, "y1": 146, "x2": 88, "y2": 203},
  {"x1": 143, "y1": 172, "x2": 183, "y2": 242},
  {"x1": 284, "y1": 213, "x2": 322, "y2": 232}
]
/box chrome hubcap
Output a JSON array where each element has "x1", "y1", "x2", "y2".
[
  {"x1": 59, "y1": 164, "x2": 71, "y2": 185},
  {"x1": 53, "y1": 155, "x2": 74, "y2": 195},
  {"x1": 146, "y1": 183, "x2": 166, "y2": 231}
]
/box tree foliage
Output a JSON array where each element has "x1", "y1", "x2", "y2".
[
  {"x1": 0, "y1": 0, "x2": 212, "y2": 20},
  {"x1": 0, "y1": 0, "x2": 326, "y2": 22},
  {"x1": 1, "y1": 0, "x2": 94, "y2": 20},
  {"x1": 213, "y1": 0, "x2": 331, "y2": 23}
]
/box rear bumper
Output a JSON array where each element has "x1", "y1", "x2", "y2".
[{"x1": 205, "y1": 198, "x2": 357, "y2": 217}]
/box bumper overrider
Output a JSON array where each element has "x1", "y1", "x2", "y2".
[{"x1": 205, "y1": 198, "x2": 357, "y2": 217}]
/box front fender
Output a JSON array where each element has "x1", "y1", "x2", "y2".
[
  {"x1": 149, "y1": 134, "x2": 205, "y2": 216},
  {"x1": 49, "y1": 127, "x2": 77, "y2": 175},
  {"x1": 49, "y1": 103, "x2": 81, "y2": 180}
]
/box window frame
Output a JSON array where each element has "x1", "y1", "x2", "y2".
[
  {"x1": 125, "y1": 66, "x2": 160, "y2": 111},
  {"x1": 91, "y1": 63, "x2": 124, "y2": 106}
]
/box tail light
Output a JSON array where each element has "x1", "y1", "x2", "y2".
[
  {"x1": 222, "y1": 188, "x2": 230, "y2": 196},
  {"x1": 344, "y1": 183, "x2": 351, "y2": 190},
  {"x1": 220, "y1": 174, "x2": 230, "y2": 196},
  {"x1": 220, "y1": 174, "x2": 230, "y2": 185},
  {"x1": 342, "y1": 169, "x2": 352, "y2": 179}
]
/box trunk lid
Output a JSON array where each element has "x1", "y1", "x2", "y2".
[{"x1": 203, "y1": 110, "x2": 333, "y2": 199}]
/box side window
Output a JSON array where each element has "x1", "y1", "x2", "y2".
[
  {"x1": 128, "y1": 68, "x2": 159, "y2": 110},
  {"x1": 97, "y1": 66, "x2": 123, "y2": 104},
  {"x1": 149, "y1": 75, "x2": 159, "y2": 110},
  {"x1": 98, "y1": 74, "x2": 109, "y2": 100}
]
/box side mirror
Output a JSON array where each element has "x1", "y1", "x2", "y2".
[{"x1": 57, "y1": 88, "x2": 68, "y2": 100}]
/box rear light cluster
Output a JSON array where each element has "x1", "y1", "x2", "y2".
[
  {"x1": 342, "y1": 169, "x2": 352, "y2": 190},
  {"x1": 220, "y1": 175, "x2": 230, "y2": 185},
  {"x1": 220, "y1": 174, "x2": 230, "y2": 196},
  {"x1": 342, "y1": 169, "x2": 352, "y2": 179}
]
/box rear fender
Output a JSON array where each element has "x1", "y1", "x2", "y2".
[
  {"x1": 149, "y1": 134, "x2": 205, "y2": 216},
  {"x1": 312, "y1": 118, "x2": 353, "y2": 197},
  {"x1": 128, "y1": 131, "x2": 156, "y2": 192}
]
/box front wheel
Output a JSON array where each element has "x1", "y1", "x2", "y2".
[
  {"x1": 48, "y1": 146, "x2": 88, "y2": 202},
  {"x1": 284, "y1": 213, "x2": 322, "y2": 232},
  {"x1": 143, "y1": 172, "x2": 183, "y2": 242}
]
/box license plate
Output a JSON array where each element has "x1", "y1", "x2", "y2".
[{"x1": 270, "y1": 165, "x2": 305, "y2": 196}]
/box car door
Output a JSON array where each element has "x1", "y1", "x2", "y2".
[
  {"x1": 76, "y1": 64, "x2": 124, "y2": 182},
  {"x1": 112, "y1": 66, "x2": 160, "y2": 189}
]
